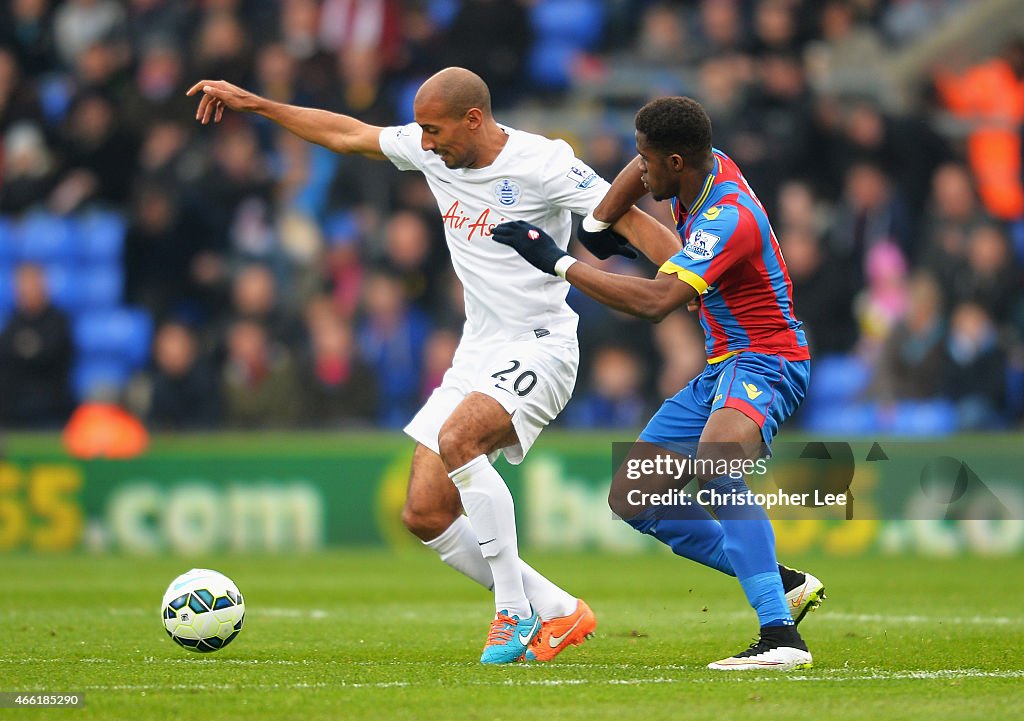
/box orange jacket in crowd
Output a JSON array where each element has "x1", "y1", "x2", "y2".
[{"x1": 936, "y1": 57, "x2": 1024, "y2": 221}]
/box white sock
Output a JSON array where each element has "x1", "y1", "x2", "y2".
[
  {"x1": 422, "y1": 515, "x2": 493, "y2": 590},
  {"x1": 423, "y1": 517, "x2": 577, "y2": 620},
  {"x1": 520, "y1": 561, "x2": 578, "y2": 619},
  {"x1": 449, "y1": 455, "x2": 531, "y2": 618}
]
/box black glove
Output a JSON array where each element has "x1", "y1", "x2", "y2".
[
  {"x1": 577, "y1": 225, "x2": 638, "y2": 260},
  {"x1": 491, "y1": 220, "x2": 567, "y2": 276}
]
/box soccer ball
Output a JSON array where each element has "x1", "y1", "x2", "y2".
[{"x1": 161, "y1": 568, "x2": 245, "y2": 653}]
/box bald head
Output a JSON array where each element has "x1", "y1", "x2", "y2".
[{"x1": 416, "y1": 67, "x2": 492, "y2": 119}]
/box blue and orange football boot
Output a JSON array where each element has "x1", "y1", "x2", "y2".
[{"x1": 480, "y1": 608, "x2": 540, "y2": 664}]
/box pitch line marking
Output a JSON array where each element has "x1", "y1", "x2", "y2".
[
  {"x1": 722, "y1": 611, "x2": 1023, "y2": 626},
  {"x1": 6, "y1": 668, "x2": 1018, "y2": 693}
]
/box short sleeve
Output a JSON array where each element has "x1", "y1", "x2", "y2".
[
  {"x1": 540, "y1": 139, "x2": 611, "y2": 216},
  {"x1": 658, "y1": 204, "x2": 752, "y2": 293},
  {"x1": 378, "y1": 124, "x2": 424, "y2": 172}
]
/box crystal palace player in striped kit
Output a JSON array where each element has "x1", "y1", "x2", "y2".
[{"x1": 492, "y1": 96, "x2": 825, "y2": 671}]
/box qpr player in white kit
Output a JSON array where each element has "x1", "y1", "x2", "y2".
[{"x1": 189, "y1": 67, "x2": 679, "y2": 664}]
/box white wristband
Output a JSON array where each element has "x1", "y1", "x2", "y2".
[
  {"x1": 554, "y1": 255, "x2": 577, "y2": 279},
  {"x1": 581, "y1": 213, "x2": 611, "y2": 233}
]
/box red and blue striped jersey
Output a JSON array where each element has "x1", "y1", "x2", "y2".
[{"x1": 659, "y1": 149, "x2": 809, "y2": 363}]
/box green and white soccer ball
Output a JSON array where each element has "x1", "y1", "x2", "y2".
[{"x1": 161, "y1": 568, "x2": 245, "y2": 653}]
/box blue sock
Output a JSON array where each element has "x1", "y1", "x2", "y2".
[
  {"x1": 703, "y1": 475, "x2": 791, "y2": 627},
  {"x1": 625, "y1": 506, "x2": 735, "y2": 576}
]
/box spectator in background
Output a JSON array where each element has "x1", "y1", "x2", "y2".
[
  {"x1": 321, "y1": 212, "x2": 365, "y2": 320},
  {"x1": 0, "y1": 263, "x2": 74, "y2": 426},
  {"x1": 883, "y1": 0, "x2": 963, "y2": 44},
  {"x1": 390, "y1": 1, "x2": 443, "y2": 80},
  {"x1": 137, "y1": 320, "x2": 221, "y2": 429},
  {"x1": 566, "y1": 344, "x2": 647, "y2": 429},
  {"x1": 693, "y1": 54, "x2": 746, "y2": 146},
  {"x1": 0, "y1": 0, "x2": 57, "y2": 77},
  {"x1": 441, "y1": 0, "x2": 533, "y2": 108},
  {"x1": 253, "y1": 41, "x2": 302, "y2": 107},
  {"x1": 222, "y1": 318, "x2": 300, "y2": 428},
  {"x1": 776, "y1": 179, "x2": 832, "y2": 238},
  {"x1": 381, "y1": 209, "x2": 442, "y2": 317},
  {"x1": 121, "y1": 40, "x2": 192, "y2": 137},
  {"x1": 324, "y1": 33, "x2": 395, "y2": 124},
  {"x1": 226, "y1": 262, "x2": 302, "y2": 350},
  {"x1": 357, "y1": 268, "x2": 432, "y2": 428},
  {"x1": 830, "y1": 100, "x2": 947, "y2": 219},
  {"x1": 134, "y1": 119, "x2": 191, "y2": 190},
  {"x1": 53, "y1": 0, "x2": 124, "y2": 69},
  {"x1": 0, "y1": 121, "x2": 56, "y2": 213},
  {"x1": 831, "y1": 160, "x2": 911, "y2": 283},
  {"x1": 297, "y1": 306, "x2": 377, "y2": 426},
  {"x1": 420, "y1": 327, "x2": 459, "y2": 400},
  {"x1": 51, "y1": 93, "x2": 137, "y2": 212},
  {"x1": 124, "y1": 183, "x2": 203, "y2": 319},
  {"x1": 731, "y1": 50, "x2": 814, "y2": 213},
  {"x1": 857, "y1": 240, "x2": 909, "y2": 350},
  {"x1": 943, "y1": 302, "x2": 1007, "y2": 430},
  {"x1": 651, "y1": 313, "x2": 706, "y2": 405},
  {"x1": 196, "y1": 120, "x2": 274, "y2": 259},
  {"x1": 433, "y1": 266, "x2": 467, "y2": 332},
  {"x1": 952, "y1": 223, "x2": 1020, "y2": 325},
  {"x1": 70, "y1": 39, "x2": 129, "y2": 98},
  {"x1": 869, "y1": 271, "x2": 947, "y2": 402},
  {"x1": 692, "y1": 0, "x2": 747, "y2": 57},
  {"x1": 635, "y1": 4, "x2": 690, "y2": 66},
  {"x1": 124, "y1": 0, "x2": 192, "y2": 56},
  {"x1": 581, "y1": 128, "x2": 631, "y2": 189},
  {"x1": 279, "y1": 0, "x2": 320, "y2": 64},
  {"x1": 317, "y1": 0, "x2": 402, "y2": 75},
  {"x1": 919, "y1": 162, "x2": 990, "y2": 288},
  {"x1": 191, "y1": 11, "x2": 250, "y2": 85},
  {"x1": 784, "y1": 225, "x2": 859, "y2": 355},
  {"x1": 749, "y1": 0, "x2": 803, "y2": 58},
  {"x1": 805, "y1": 0, "x2": 888, "y2": 99},
  {"x1": 0, "y1": 47, "x2": 44, "y2": 132}
]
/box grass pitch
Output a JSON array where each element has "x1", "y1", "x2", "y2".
[{"x1": 2, "y1": 550, "x2": 1022, "y2": 720}]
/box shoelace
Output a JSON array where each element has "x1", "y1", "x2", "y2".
[
  {"x1": 735, "y1": 637, "x2": 772, "y2": 657},
  {"x1": 486, "y1": 613, "x2": 516, "y2": 645}
]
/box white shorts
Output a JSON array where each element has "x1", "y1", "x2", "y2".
[{"x1": 404, "y1": 332, "x2": 579, "y2": 465}]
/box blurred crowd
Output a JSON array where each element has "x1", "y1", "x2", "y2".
[{"x1": 1, "y1": 0, "x2": 1023, "y2": 434}]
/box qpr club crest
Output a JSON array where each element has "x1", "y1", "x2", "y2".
[{"x1": 493, "y1": 178, "x2": 522, "y2": 207}]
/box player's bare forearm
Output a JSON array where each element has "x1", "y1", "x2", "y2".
[
  {"x1": 612, "y1": 206, "x2": 682, "y2": 265},
  {"x1": 258, "y1": 101, "x2": 385, "y2": 158},
  {"x1": 187, "y1": 79, "x2": 385, "y2": 159},
  {"x1": 563, "y1": 261, "x2": 696, "y2": 323},
  {"x1": 592, "y1": 156, "x2": 648, "y2": 225}
]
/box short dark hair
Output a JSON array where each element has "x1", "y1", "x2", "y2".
[{"x1": 635, "y1": 97, "x2": 712, "y2": 161}]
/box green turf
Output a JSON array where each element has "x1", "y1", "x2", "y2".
[{"x1": 2, "y1": 551, "x2": 1022, "y2": 720}]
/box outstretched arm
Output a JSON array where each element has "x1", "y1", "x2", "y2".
[
  {"x1": 187, "y1": 80, "x2": 386, "y2": 159},
  {"x1": 563, "y1": 261, "x2": 695, "y2": 323}
]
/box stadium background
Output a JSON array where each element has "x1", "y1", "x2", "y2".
[{"x1": 2, "y1": 0, "x2": 1024, "y2": 561}]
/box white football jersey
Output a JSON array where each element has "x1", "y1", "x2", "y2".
[{"x1": 379, "y1": 123, "x2": 611, "y2": 343}]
